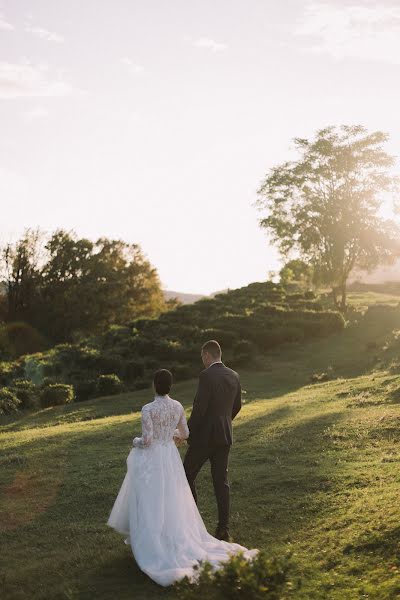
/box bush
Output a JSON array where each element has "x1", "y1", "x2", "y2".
[
  {"x1": 96, "y1": 374, "x2": 123, "y2": 396},
  {"x1": 310, "y1": 368, "x2": 333, "y2": 383},
  {"x1": 12, "y1": 379, "x2": 40, "y2": 409},
  {"x1": 0, "y1": 360, "x2": 22, "y2": 386},
  {"x1": 133, "y1": 378, "x2": 150, "y2": 391},
  {"x1": 97, "y1": 354, "x2": 125, "y2": 376},
  {"x1": 124, "y1": 360, "x2": 145, "y2": 382},
  {"x1": 41, "y1": 384, "x2": 74, "y2": 407},
  {"x1": 74, "y1": 379, "x2": 97, "y2": 402},
  {"x1": 0, "y1": 388, "x2": 21, "y2": 415},
  {"x1": 233, "y1": 339, "x2": 257, "y2": 365},
  {"x1": 174, "y1": 551, "x2": 292, "y2": 600},
  {"x1": 200, "y1": 328, "x2": 239, "y2": 349},
  {"x1": 169, "y1": 363, "x2": 196, "y2": 381},
  {"x1": 0, "y1": 322, "x2": 47, "y2": 358}
]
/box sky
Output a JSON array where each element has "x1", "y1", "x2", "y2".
[{"x1": 1, "y1": 0, "x2": 400, "y2": 294}]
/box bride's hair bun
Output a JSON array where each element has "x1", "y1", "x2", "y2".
[{"x1": 154, "y1": 369, "x2": 173, "y2": 395}]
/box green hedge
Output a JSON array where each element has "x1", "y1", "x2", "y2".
[
  {"x1": 96, "y1": 374, "x2": 123, "y2": 397},
  {"x1": 41, "y1": 384, "x2": 74, "y2": 407}
]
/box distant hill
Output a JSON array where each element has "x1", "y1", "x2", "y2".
[
  {"x1": 163, "y1": 288, "x2": 231, "y2": 305},
  {"x1": 163, "y1": 290, "x2": 205, "y2": 304}
]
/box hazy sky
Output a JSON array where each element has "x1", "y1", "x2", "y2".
[{"x1": 1, "y1": 1, "x2": 400, "y2": 294}]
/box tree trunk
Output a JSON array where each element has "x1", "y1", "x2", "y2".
[
  {"x1": 340, "y1": 281, "x2": 347, "y2": 313},
  {"x1": 332, "y1": 286, "x2": 339, "y2": 308}
]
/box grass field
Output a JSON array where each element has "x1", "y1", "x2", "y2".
[{"x1": 1, "y1": 293, "x2": 400, "y2": 599}]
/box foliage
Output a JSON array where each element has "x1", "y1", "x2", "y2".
[
  {"x1": 0, "y1": 281, "x2": 345, "y2": 401},
  {"x1": 174, "y1": 552, "x2": 291, "y2": 600},
  {"x1": 73, "y1": 379, "x2": 98, "y2": 402},
  {"x1": 0, "y1": 228, "x2": 42, "y2": 324},
  {"x1": 11, "y1": 379, "x2": 40, "y2": 409},
  {"x1": 279, "y1": 259, "x2": 313, "y2": 289},
  {"x1": 233, "y1": 339, "x2": 257, "y2": 365},
  {"x1": 40, "y1": 383, "x2": 74, "y2": 407},
  {"x1": 0, "y1": 359, "x2": 23, "y2": 385},
  {"x1": 257, "y1": 125, "x2": 400, "y2": 309},
  {"x1": 96, "y1": 374, "x2": 123, "y2": 397},
  {"x1": 0, "y1": 321, "x2": 48, "y2": 359},
  {"x1": 0, "y1": 229, "x2": 166, "y2": 350},
  {"x1": 38, "y1": 231, "x2": 166, "y2": 342},
  {"x1": 0, "y1": 387, "x2": 21, "y2": 415}
]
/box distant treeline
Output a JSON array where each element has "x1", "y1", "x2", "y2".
[{"x1": 0, "y1": 229, "x2": 169, "y2": 359}]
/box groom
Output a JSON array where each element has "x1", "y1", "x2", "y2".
[{"x1": 183, "y1": 340, "x2": 242, "y2": 542}]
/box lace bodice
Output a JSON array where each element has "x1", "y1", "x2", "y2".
[{"x1": 132, "y1": 395, "x2": 189, "y2": 448}]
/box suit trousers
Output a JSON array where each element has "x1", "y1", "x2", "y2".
[{"x1": 183, "y1": 443, "x2": 230, "y2": 532}]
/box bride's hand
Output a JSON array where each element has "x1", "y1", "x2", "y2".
[{"x1": 174, "y1": 436, "x2": 186, "y2": 448}]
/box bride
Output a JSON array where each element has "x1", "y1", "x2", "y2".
[{"x1": 107, "y1": 368, "x2": 257, "y2": 586}]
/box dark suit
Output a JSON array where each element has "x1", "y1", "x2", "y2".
[{"x1": 183, "y1": 362, "x2": 242, "y2": 532}]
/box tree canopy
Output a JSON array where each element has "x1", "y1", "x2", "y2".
[
  {"x1": 257, "y1": 125, "x2": 400, "y2": 309},
  {"x1": 0, "y1": 229, "x2": 165, "y2": 350}
]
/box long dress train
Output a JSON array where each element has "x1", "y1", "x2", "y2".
[{"x1": 107, "y1": 394, "x2": 257, "y2": 586}]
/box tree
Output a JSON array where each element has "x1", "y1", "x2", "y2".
[
  {"x1": 279, "y1": 259, "x2": 313, "y2": 288},
  {"x1": 257, "y1": 125, "x2": 400, "y2": 310},
  {"x1": 0, "y1": 229, "x2": 43, "y2": 322},
  {"x1": 39, "y1": 230, "x2": 165, "y2": 341},
  {"x1": 0, "y1": 229, "x2": 166, "y2": 348}
]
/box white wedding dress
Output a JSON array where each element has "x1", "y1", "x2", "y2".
[{"x1": 107, "y1": 394, "x2": 257, "y2": 586}]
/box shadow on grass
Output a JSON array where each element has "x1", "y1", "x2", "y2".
[
  {"x1": 0, "y1": 399, "x2": 348, "y2": 600},
  {"x1": 344, "y1": 525, "x2": 400, "y2": 560}
]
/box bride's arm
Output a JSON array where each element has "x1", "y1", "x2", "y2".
[
  {"x1": 174, "y1": 405, "x2": 189, "y2": 440},
  {"x1": 133, "y1": 406, "x2": 153, "y2": 448}
]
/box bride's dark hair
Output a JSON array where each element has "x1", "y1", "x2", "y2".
[{"x1": 153, "y1": 369, "x2": 173, "y2": 395}]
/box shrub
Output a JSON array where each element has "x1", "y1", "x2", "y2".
[
  {"x1": 1, "y1": 321, "x2": 47, "y2": 358},
  {"x1": 41, "y1": 384, "x2": 74, "y2": 407},
  {"x1": 233, "y1": 339, "x2": 257, "y2": 365},
  {"x1": 200, "y1": 328, "x2": 239, "y2": 349},
  {"x1": 96, "y1": 374, "x2": 123, "y2": 396},
  {"x1": 97, "y1": 354, "x2": 125, "y2": 376},
  {"x1": 124, "y1": 360, "x2": 145, "y2": 383},
  {"x1": 0, "y1": 360, "x2": 22, "y2": 386},
  {"x1": 12, "y1": 379, "x2": 40, "y2": 409},
  {"x1": 310, "y1": 368, "x2": 333, "y2": 383},
  {"x1": 169, "y1": 363, "x2": 196, "y2": 381},
  {"x1": 74, "y1": 379, "x2": 97, "y2": 402},
  {"x1": 133, "y1": 378, "x2": 150, "y2": 391},
  {"x1": 0, "y1": 388, "x2": 21, "y2": 415},
  {"x1": 304, "y1": 290, "x2": 316, "y2": 299},
  {"x1": 174, "y1": 551, "x2": 292, "y2": 600}
]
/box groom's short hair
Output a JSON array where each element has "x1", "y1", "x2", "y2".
[{"x1": 202, "y1": 340, "x2": 221, "y2": 358}]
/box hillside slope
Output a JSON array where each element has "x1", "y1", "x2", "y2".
[{"x1": 1, "y1": 297, "x2": 400, "y2": 599}]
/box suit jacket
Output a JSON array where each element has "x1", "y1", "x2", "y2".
[{"x1": 187, "y1": 362, "x2": 242, "y2": 447}]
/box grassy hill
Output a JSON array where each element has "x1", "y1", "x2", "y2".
[
  {"x1": 1, "y1": 292, "x2": 400, "y2": 599},
  {"x1": 0, "y1": 281, "x2": 344, "y2": 406}
]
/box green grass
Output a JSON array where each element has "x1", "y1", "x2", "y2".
[
  {"x1": 1, "y1": 293, "x2": 400, "y2": 599},
  {"x1": 346, "y1": 291, "x2": 400, "y2": 312}
]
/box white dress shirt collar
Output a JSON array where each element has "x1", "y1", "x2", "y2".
[{"x1": 207, "y1": 360, "x2": 222, "y2": 369}]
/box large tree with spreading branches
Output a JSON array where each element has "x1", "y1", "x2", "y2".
[{"x1": 256, "y1": 125, "x2": 400, "y2": 309}]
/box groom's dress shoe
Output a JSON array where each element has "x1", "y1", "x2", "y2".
[{"x1": 215, "y1": 528, "x2": 232, "y2": 542}]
